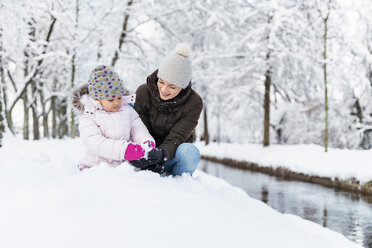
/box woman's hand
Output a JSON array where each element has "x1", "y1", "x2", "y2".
[
  {"x1": 129, "y1": 147, "x2": 167, "y2": 169},
  {"x1": 147, "y1": 148, "x2": 167, "y2": 163}
]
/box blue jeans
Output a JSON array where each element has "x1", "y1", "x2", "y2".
[{"x1": 163, "y1": 143, "x2": 200, "y2": 176}]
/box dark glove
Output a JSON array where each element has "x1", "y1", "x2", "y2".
[
  {"x1": 143, "y1": 148, "x2": 168, "y2": 173},
  {"x1": 129, "y1": 148, "x2": 167, "y2": 170},
  {"x1": 129, "y1": 158, "x2": 156, "y2": 169},
  {"x1": 145, "y1": 164, "x2": 165, "y2": 174},
  {"x1": 147, "y1": 148, "x2": 167, "y2": 164}
]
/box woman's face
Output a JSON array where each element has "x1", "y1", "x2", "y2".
[
  {"x1": 97, "y1": 96, "x2": 122, "y2": 112},
  {"x1": 157, "y1": 78, "x2": 182, "y2": 100}
]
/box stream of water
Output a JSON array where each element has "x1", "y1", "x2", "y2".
[{"x1": 200, "y1": 159, "x2": 372, "y2": 248}]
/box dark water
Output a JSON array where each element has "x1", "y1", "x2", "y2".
[{"x1": 200, "y1": 160, "x2": 372, "y2": 248}]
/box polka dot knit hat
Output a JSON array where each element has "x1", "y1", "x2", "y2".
[{"x1": 88, "y1": 65, "x2": 124, "y2": 100}]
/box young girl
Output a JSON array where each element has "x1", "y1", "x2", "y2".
[{"x1": 74, "y1": 65, "x2": 155, "y2": 170}]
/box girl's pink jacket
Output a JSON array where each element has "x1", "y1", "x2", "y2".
[{"x1": 78, "y1": 95, "x2": 154, "y2": 168}]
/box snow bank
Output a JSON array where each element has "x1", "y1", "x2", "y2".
[
  {"x1": 0, "y1": 137, "x2": 361, "y2": 248},
  {"x1": 197, "y1": 142, "x2": 372, "y2": 184}
]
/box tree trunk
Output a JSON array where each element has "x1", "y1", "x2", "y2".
[
  {"x1": 23, "y1": 19, "x2": 35, "y2": 140},
  {"x1": 352, "y1": 98, "x2": 362, "y2": 123},
  {"x1": 323, "y1": 14, "x2": 329, "y2": 152},
  {"x1": 5, "y1": 106, "x2": 13, "y2": 134},
  {"x1": 43, "y1": 110, "x2": 49, "y2": 138},
  {"x1": 58, "y1": 97, "x2": 68, "y2": 139},
  {"x1": 70, "y1": 0, "x2": 79, "y2": 138},
  {"x1": 23, "y1": 91, "x2": 29, "y2": 140},
  {"x1": 70, "y1": 54, "x2": 76, "y2": 138},
  {"x1": 263, "y1": 69, "x2": 271, "y2": 147},
  {"x1": 2, "y1": 75, "x2": 12, "y2": 133},
  {"x1": 51, "y1": 96, "x2": 57, "y2": 139},
  {"x1": 203, "y1": 102, "x2": 209, "y2": 145},
  {"x1": 40, "y1": 89, "x2": 49, "y2": 138},
  {"x1": 30, "y1": 79, "x2": 40, "y2": 140},
  {"x1": 111, "y1": 0, "x2": 133, "y2": 67},
  {"x1": 1, "y1": 28, "x2": 12, "y2": 134},
  {"x1": 97, "y1": 39, "x2": 103, "y2": 61},
  {"x1": 216, "y1": 96, "x2": 221, "y2": 144},
  {"x1": 0, "y1": 27, "x2": 5, "y2": 147},
  {"x1": 263, "y1": 15, "x2": 273, "y2": 147},
  {"x1": 0, "y1": 84, "x2": 4, "y2": 148},
  {"x1": 31, "y1": 103, "x2": 40, "y2": 140}
]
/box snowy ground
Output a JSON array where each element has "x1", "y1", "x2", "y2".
[
  {"x1": 196, "y1": 142, "x2": 372, "y2": 184},
  {"x1": 0, "y1": 136, "x2": 362, "y2": 248}
]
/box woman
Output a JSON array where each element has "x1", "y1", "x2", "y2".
[{"x1": 131, "y1": 43, "x2": 203, "y2": 176}]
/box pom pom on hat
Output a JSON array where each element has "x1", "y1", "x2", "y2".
[
  {"x1": 175, "y1": 43, "x2": 190, "y2": 58},
  {"x1": 157, "y1": 43, "x2": 192, "y2": 88}
]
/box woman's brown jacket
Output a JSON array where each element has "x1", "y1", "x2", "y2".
[{"x1": 134, "y1": 70, "x2": 203, "y2": 160}]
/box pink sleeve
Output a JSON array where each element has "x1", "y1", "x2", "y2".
[
  {"x1": 79, "y1": 115, "x2": 129, "y2": 161},
  {"x1": 129, "y1": 107, "x2": 155, "y2": 145}
]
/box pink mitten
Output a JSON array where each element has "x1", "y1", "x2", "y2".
[{"x1": 124, "y1": 144, "x2": 145, "y2": 161}]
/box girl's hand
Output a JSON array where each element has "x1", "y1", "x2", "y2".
[{"x1": 124, "y1": 144, "x2": 145, "y2": 161}]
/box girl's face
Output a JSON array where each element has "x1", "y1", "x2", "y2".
[
  {"x1": 97, "y1": 96, "x2": 122, "y2": 112},
  {"x1": 157, "y1": 78, "x2": 182, "y2": 100}
]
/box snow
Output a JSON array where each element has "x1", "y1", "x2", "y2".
[
  {"x1": 0, "y1": 136, "x2": 362, "y2": 248},
  {"x1": 196, "y1": 142, "x2": 372, "y2": 184}
]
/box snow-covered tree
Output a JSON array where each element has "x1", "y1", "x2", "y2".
[
  {"x1": 0, "y1": 25, "x2": 5, "y2": 147},
  {"x1": 1, "y1": 0, "x2": 372, "y2": 151}
]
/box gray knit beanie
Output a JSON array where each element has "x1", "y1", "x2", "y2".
[{"x1": 157, "y1": 43, "x2": 192, "y2": 88}]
